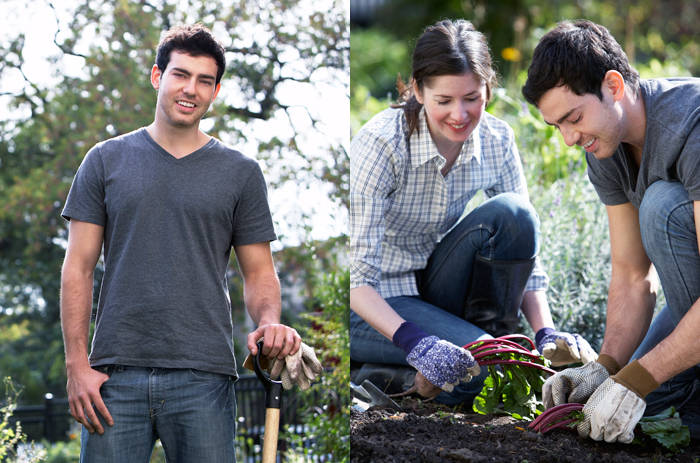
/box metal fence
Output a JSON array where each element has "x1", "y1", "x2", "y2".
[{"x1": 10, "y1": 373, "x2": 320, "y2": 458}]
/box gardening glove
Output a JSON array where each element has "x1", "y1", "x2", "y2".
[
  {"x1": 267, "y1": 342, "x2": 323, "y2": 391},
  {"x1": 536, "y1": 327, "x2": 598, "y2": 367},
  {"x1": 393, "y1": 321, "x2": 481, "y2": 393},
  {"x1": 577, "y1": 360, "x2": 659, "y2": 443},
  {"x1": 543, "y1": 353, "x2": 620, "y2": 409}
]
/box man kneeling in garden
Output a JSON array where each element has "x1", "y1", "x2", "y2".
[{"x1": 522, "y1": 19, "x2": 700, "y2": 442}]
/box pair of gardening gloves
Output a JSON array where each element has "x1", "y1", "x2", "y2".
[
  {"x1": 391, "y1": 322, "x2": 598, "y2": 399},
  {"x1": 543, "y1": 353, "x2": 660, "y2": 443},
  {"x1": 244, "y1": 342, "x2": 323, "y2": 391}
]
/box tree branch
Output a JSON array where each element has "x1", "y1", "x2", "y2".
[{"x1": 46, "y1": 0, "x2": 87, "y2": 59}]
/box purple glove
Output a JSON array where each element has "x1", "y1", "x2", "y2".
[
  {"x1": 393, "y1": 321, "x2": 481, "y2": 392},
  {"x1": 536, "y1": 327, "x2": 598, "y2": 367}
]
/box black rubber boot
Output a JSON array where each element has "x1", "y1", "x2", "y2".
[{"x1": 463, "y1": 254, "x2": 536, "y2": 338}]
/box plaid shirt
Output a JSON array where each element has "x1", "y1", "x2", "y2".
[{"x1": 350, "y1": 107, "x2": 549, "y2": 298}]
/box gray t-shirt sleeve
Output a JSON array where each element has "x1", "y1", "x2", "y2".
[
  {"x1": 231, "y1": 163, "x2": 277, "y2": 246},
  {"x1": 675, "y1": 124, "x2": 700, "y2": 202},
  {"x1": 62, "y1": 145, "x2": 108, "y2": 225}
]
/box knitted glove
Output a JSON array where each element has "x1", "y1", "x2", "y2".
[
  {"x1": 577, "y1": 360, "x2": 659, "y2": 443},
  {"x1": 268, "y1": 343, "x2": 323, "y2": 391},
  {"x1": 536, "y1": 328, "x2": 599, "y2": 367},
  {"x1": 542, "y1": 353, "x2": 620, "y2": 409},
  {"x1": 393, "y1": 321, "x2": 481, "y2": 392}
]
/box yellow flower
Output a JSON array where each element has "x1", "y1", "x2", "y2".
[{"x1": 501, "y1": 47, "x2": 522, "y2": 62}]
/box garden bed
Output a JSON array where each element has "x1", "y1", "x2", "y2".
[{"x1": 351, "y1": 399, "x2": 700, "y2": 463}]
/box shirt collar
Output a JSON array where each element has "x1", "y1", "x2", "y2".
[{"x1": 409, "y1": 107, "x2": 482, "y2": 169}]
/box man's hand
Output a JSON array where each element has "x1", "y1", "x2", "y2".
[
  {"x1": 66, "y1": 364, "x2": 113, "y2": 434},
  {"x1": 247, "y1": 323, "x2": 302, "y2": 360},
  {"x1": 577, "y1": 378, "x2": 645, "y2": 443},
  {"x1": 542, "y1": 354, "x2": 620, "y2": 409},
  {"x1": 577, "y1": 360, "x2": 659, "y2": 443},
  {"x1": 268, "y1": 342, "x2": 323, "y2": 390},
  {"x1": 406, "y1": 336, "x2": 481, "y2": 392},
  {"x1": 536, "y1": 328, "x2": 599, "y2": 367}
]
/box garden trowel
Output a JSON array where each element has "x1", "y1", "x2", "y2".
[{"x1": 351, "y1": 379, "x2": 401, "y2": 412}]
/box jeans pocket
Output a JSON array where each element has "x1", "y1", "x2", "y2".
[{"x1": 188, "y1": 369, "x2": 231, "y2": 381}]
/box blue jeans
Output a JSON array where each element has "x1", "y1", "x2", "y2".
[
  {"x1": 351, "y1": 193, "x2": 541, "y2": 406},
  {"x1": 632, "y1": 180, "x2": 700, "y2": 415},
  {"x1": 80, "y1": 366, "x2": 237, "y2": 463}
]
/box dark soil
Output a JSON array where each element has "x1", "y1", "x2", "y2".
[{"x1": 351, "y1": 399, "x2": 700, "y2": 463}]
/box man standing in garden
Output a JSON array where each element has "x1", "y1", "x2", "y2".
[
  {"x1": 59, "y1": 23, "x2": 315, "y2": 462},
  {"x1": 522, "y1": 19, "x2": 700, "y2": 443}
]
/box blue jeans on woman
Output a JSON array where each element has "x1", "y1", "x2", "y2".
[
  {"x1": 80, "y1": 365, "x2": 237, "y2": 463},
  {"x1": 350, "y1": 192, "x2": 541, "y2": 406},
  {"x1": 631, "y1": 181, "x2": 700, "y2": 418}
]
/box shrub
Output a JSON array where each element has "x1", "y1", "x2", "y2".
[{"x1": 285, "y1": 270, "x2": 350, "y2": 462}]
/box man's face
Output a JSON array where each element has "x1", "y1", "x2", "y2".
[
  {"x1": 151, "y1": 50, "x2": 221, "y2": 129},
  {"x1": 537, "y1": 84, "x2": 625, "y2": 160}
]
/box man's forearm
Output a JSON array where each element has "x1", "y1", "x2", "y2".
[
  {"x1": 60, "y1": 266, "x2": 95, "y2": 369},
  {"x1": 244, "y1": 270, "x2": 282, "y2": 326},
  {"x1": 600, "y1": 273, "x2": 656, "y2": 367},
  {"x1": 639, "y1": 295, "x2": 700, "y2": 384}
]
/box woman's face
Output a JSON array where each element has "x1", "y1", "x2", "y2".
[{"x1": 414, "y1": 73, "x2": 487, "y2": 155}]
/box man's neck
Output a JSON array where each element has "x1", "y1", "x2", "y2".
[
  {"x1": 621, "y1": 87, "x2": 646, "y2": 167},
  {"x1": 146, "y1": 119, "x2": 210, "y2": 159}
]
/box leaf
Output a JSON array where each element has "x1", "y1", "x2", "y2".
[{"x1": 634, "y1": 408, "x2": 690, "y2": 452}]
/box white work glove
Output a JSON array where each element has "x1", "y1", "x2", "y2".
[
  {"x1": 536, "y1": 328, "x2": 598, "y2": 367},
  {"x1": 392, "y1": 321, "x2": 481, "y2": 393},
  {"x1": 577, "y1": 360, "x2": 660, "y2": 443},
  {"x1": 268, "y1": 342, "x2": 323, "y2": 391},
  {"x1": 542, "y1": 354, "x2": 620, "y2": 409}
]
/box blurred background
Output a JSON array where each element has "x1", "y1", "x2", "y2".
[{"x1": 350, "y1": 0, "x2": 699, "y2": 369}]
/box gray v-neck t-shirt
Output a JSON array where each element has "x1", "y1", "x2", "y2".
[{"x1": 62, "y1": 128, "x2": 277, "y2": 377}]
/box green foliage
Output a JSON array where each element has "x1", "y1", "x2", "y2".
[
  {"x1": 356, "y1": 0, "x2": 700, "y2": 86},
  {"x1": 42, "y1": 438, "x2": 80, "y2": 463},
  {"x1": 285, "y1": 269, "x2": 350, "y2": 462},
  {"x1": 525, "y1": 173, "x2": 613, "y2": 351},
  {"x1": 633, "y1": 407, "x2": 691, "y2": 452},
  {"x1": 349, "y1": 86, "x2": 391, "y2": 137},
  {"x1": 0, "y1": 378, "x2": 46, "y2": 462},
  {"x1": 349, "y1": 28, "x2": 410, "y2": 100},
  {"x1": 487, "y1": 88, "x2": 586, "y2": 187},
  {"x1": 472, "y1": 359, "x2": 548, "y2": 420}
]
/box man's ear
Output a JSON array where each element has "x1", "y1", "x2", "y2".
[
  {"x1": 604, "y1": 70, "x2": 625, "y2": 102},
  {"x1": 151, "y1": 64, "x2": 162, "y2": 90}
]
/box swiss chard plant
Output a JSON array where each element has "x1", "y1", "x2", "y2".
[
  {"x1": 530, "y1": 404, "x2": 690, "y2": 452},
  {"x1": 465, "y1": 335, "x2": 555, "y2": 420}
]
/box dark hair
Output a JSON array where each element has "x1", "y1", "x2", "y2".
[
  {"x1": 156, "y1": 23, "x2": 226, "y2": 84},
  {"x1": 522, "y1": 20, "x2": 639, "y2": 107},
  {"x1": 392, "y1": 19, "x2": 498, "y2": 139}
]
